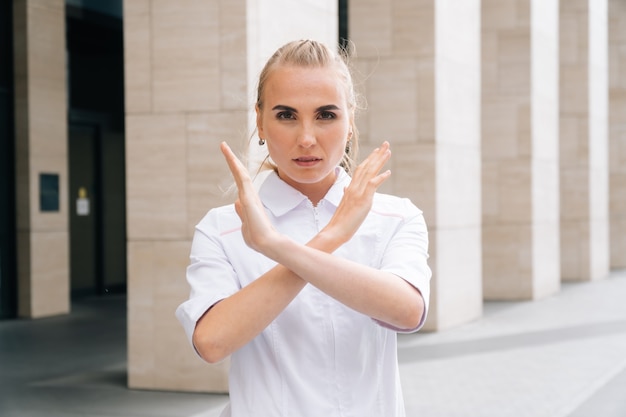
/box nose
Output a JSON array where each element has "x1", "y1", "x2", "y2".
[{"x1": 297, "y1": 122, "x2": 316, "y2": 148}]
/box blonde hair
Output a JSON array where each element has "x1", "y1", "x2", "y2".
[{"x1": 254, "y1": 39, "x2": 361, "y2": 175}]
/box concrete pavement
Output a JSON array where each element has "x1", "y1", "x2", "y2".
[{"x1": 1, "y1": 269, "x2": 625, "y2": 417}]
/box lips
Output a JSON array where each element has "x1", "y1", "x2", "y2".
[
  {"x1": 293, "y1": 156, "x2": 322, "y2": 167},
  {"x1": 294, "y1": 156, "x2": 321, "y2": 162}
]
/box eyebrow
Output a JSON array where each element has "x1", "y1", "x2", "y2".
[{"x1": 271, "y1": 104, "x2": 342, "y2": 113}]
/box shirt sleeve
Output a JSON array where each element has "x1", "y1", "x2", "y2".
[
  {"x1": 377, "y1": 199, "x2": 432, "y2": 333},
  {"x1": 175, "y1": 212, "x2": 241, "y2": 350}
]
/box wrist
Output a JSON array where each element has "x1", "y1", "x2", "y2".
[
  {"x1": 263, "y1": 233, "x2": 295, "y2": 261},
  {"x1": 314, "y1": 227, "x2": 348, "y2": 252}
]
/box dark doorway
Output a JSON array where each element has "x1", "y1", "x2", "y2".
[
  {"x1": 0, "y1": 0, "x2": 16, "y2": 318},
  {"x1": 66, "y1": 2, "x2": 126, "y2": 298},
  {"x1": 68, "y1": 123, "x2": 102, "y2": 295}
]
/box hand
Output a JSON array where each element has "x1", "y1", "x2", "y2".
[
  {"x1": 220, "y1": 142, "x2": 278, "y2": 253},
  {"x1": 323, "y1": 141, "x2": 392, "y2": 243}
]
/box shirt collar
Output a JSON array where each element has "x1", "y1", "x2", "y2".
[{"x1": 258, "y1": 167, "x2": 351, "y2": 217}]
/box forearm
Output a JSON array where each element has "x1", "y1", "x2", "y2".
[
  {"x1": 266, "y1": 233, "x2": 424, "y2": 331},
  {"x1": 193, "y1": 231, "x2": 346, "y2": 363}
]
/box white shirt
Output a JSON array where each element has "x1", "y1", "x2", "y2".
[{"x1": 176, "y1": 168, "x2": 431, "y2": 417}]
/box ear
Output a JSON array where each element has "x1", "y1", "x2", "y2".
[
  {"x1": 348, "y1": 114, "x2": 356, "y2": 140},
  {"x1": 255, "y1": 105, "x2": 264, "y2": 139}
]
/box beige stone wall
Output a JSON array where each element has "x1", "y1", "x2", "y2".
[
  {"x1": 609, "y1": 0, "x2": 626, "y2": 269},
  {"x1": 124, "y1": 0, "x2": 338, "y2": 393},
  {"x1": 560, "y1": 0, "x2": 610, "y2": 281},
  {"x1": 13, "y1": 0, "x2": 69, "y2": 318},
  {"x1": 351, "y1": 0, "x2": 482, "y2": 330},
  {"x1": 481, "y1": 0, "x2": 560, "y2": 300}
]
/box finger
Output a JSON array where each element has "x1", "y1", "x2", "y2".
[
  {"x1": 353, "y1": 142, "x2": 391, "y2": 184},
  {"x1": 220, "y1": 142, "x2": 252, "y2": 190},
  {"x1": 362, "y1": 142, "x2": 391, "y2": 171},
  {"x1": 371, "y1": 141, "x2": 391, "y2": 167},
  {"x1": 369, "y1": 169, "x2": 392, "y2": 188}
]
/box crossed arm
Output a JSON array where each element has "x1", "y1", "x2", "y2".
[{"x1": 192, "y1": 142, "x2": 424, "y2": 364}]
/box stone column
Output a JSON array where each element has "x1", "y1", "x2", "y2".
[
  {"x1": 609, "y1": 0, "x2": 626, "y2": 269},
  {"x1": 560, "y1": 0, "x2": 610, "y2": 281},
  {"x1": 350, "y1": 0, "x2": 482, "y2": 330},
  {"x1": 13, "y1": 0, "x2": 69, "y2": 318},
  {"x1": 481, "y1": 0, "x2": 560, "y2": 300},
  {"x1": 124, "y1": 0, "x2": 338, "y2": 393}
]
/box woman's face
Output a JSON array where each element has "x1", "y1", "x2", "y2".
[{"x1": 256, "y1": 65, "x2": 352, "y2": 202}]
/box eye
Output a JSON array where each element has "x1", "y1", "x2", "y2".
[
  {"x1": 276, "y1": 111, "x2": 295, "y2": 120},
  {"x1": 318, "y1": 111, "x2": 336, "y2": 120}
]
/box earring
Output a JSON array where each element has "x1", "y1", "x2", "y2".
[
  {"x1": 345, "y1": 139, "x2": 352, "y2": 154},
  {"x1": 258, "y1": 138, "x2": 266, "y2": 146}
]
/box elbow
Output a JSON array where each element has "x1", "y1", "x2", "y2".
[
  {"x1": 405, "y1": 290, "x2": 426, "y2": 330},
  {"x1": 395, "y1": 306, "x2": 422, "y2": 331},
  {"x1": 406, "y1": 303, "x2": 424, "y2": 330},
  {"x1": 393, "y1": 291, "x2": 425, "y2": 332},
  {"x1": 201, "y1": 349, "x2": 229, "y2": 365},
  {"x1": 193, "y1": 331, "x2": 230, "y2": 364}
]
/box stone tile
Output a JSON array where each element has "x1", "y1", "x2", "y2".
[
  {"x1": 29, "y1": 231, "x2": 70, "y2": 318},
  {"x1": 560, "y1": 167, "x2": 590, "y2": 220},
  {"x1": 498, "y1": 29, "x2": 530, "y2": 64},
  {"x1": 127, "y1": 240, "x2": 230, "y2": 392},
  {"x1": 482, "y1": 99, "x2": 520, "y2": 159},
  {"x1": 123, "y1": 10, "x2": 152, "y2": 113},
  {"x1": 559, "y1": 116, "x2": 587, "y2": 165},
  {"x1": 498, "y1": 61, "x2": 530, "y2": 94},
  {"x1": 561, "y1": 220, "x2": 590, "y2": 281},
  {"x1": 391, "y1": 0, "x2": 433, "y2": 58},
  {"x1": 151, "y1": 0, "x2": 220, "y2": 112},
  {"x1": 416, "y1": 64, "x2": 435, "y2": 143},
  {"x1": 560, "y1": 13, "x2": 583, "y2": 65},
  {"x1": 437, "y1": 0, "x2": 481, "y2": 66},
  {"x1": 482, "y1": 30, "x2": 498, "y2": 64},
  {"x1": 219, "y1": 0, "x2": 248, "y2": 111},
  {"x1": 531, "y1": 159, "x2": 560, "y2": 223},
  {"x1": 366, "y1": 58, "x2": 419, "y2": 144},
  {"x1": 589, "y1": 218, "x2": 610, "y2": 281},
  {"x1": 610, "y1": 216, "x2": 626, "y2": 269},
  {"x1": 126, "y1": 114, "x2": 188, "y2": 240},
  {"x1": 517, "y1": 102, "x2": 531, "y2": 157},
  {"x1": 124, "y1": 0, "x2": 150, "y2": 17},
  {"x1": 531, "y1": 94, "x2": 559, "y2": 161},
  {"x1": 531, "y1": 221, "x2": 561, "y2": 299},
  {"x1": 16, "y1": 230, "x2": 32, "y2": 318},
  {"x1": 391, "y1": 142, "x2": 436, "y2": 226},
  {"x1": 497, "y1": 160, "x2": 532, "y2": 224},
  {"x1": 560, "y1": 70, "x2": 589, "y2": 117},
  {"x1": 249, "y1": 2, "x2": 337, "y2": 69},
  {"x1": 349, "y1": 0, "x2": 392, "y2": 58},
  {"x1": 483, "y1": 223, "x2": 534, "y2": 299},
  {"x1": 482, "y1": 160, "x2": 500, "y2": 222},
  {"x1": 436, "y1": 145, "x2": 481, "y2": 228},
  {"x1": 437, "y1": 59, "x2": 480, "y2": 148},
  {"x1": 428, "y1": 226, "x2": 483, "y2": 330},
  {"x1": 482, "y1": 0, "x2": 518, "y2": 31},
  {"x1": 185, "y1": 112, "x2": 247, "y2": 236},
  {"x1": 127, "y1": 303, "x2": 156, "y2": 389}
]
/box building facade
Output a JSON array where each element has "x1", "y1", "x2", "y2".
[{"x1": 1, "y1": 0, "x2": 624, "y2": 393}]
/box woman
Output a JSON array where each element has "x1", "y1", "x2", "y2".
[{"x1": 176, "y1": 39, "x2": 431, "y2": 417}]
